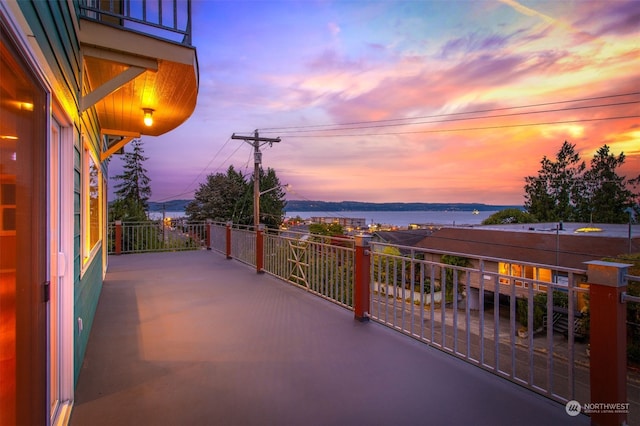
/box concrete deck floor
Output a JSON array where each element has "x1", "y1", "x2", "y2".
[{"x1": 71, "y1": 250, "x2": 589, "y2": 426}]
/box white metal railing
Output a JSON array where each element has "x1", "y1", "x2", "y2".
[
  {"x1": 368, "y1": 241, "x2": 591, "y2": 406},
  {"x1": 210, "y1": 222, "x2": 227, "y2": 253},
  {"x1": 230, "y1": 227, "x2": 255, "y2": 266},
  {"x1": 108, "y1": 220, "x2": 207, "y2": 254},
  {"x1": 206, "y1": 223, "x2": 638, "y2": 423},
  {"x1": 263, "y1": 230, "x2": 355, "y2": 308}
]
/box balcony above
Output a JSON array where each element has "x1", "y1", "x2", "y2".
[{"x1": 78, "y1": 0, "x2": 198, "y2": 159}]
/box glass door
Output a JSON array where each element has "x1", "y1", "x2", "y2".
[{"x1": 0, "y1": 20, "x2": 47, "y2": 426}]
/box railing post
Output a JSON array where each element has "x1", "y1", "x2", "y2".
[
  {"x1": 256, "y1": 224, "x2": 265, "y2": 274},
  {"x1": 206, "y1": 219, "x2": 212, "y2": 250},
  {"x1": 354, "y1": 235, "x2": 372, "y2": 322},
  {"x1": 585, "y1": 260, "x2": 631, "y2": 426},
  {"x1": 115, "y1": 220, "x2": 122, "y2": 255},
  {"x1": 226, "y1": 221, "x2": 232, "y2": 259}
]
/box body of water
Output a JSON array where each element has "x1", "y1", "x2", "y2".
[
  {"x1": 149, "y1": 210, "x2": 497, "y2": 227},
  {"x1": 285, "y1": 210, "x2": 496, "y2": 227}
]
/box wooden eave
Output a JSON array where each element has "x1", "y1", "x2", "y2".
[{"x1": 78, "y1": 18, "x2": 198, "y2": 159}]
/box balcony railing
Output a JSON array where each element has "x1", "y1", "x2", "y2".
[
  {"x1": 79, "y1": 0, "x2": 193, "y2": 45},
  {"x1": 107, "y1": 220, "x2": 639, "y2": 424},
  {"x1": 263, "y1": 230, "x2": 355, "y2": 308},
  {"x1": 108, "y1": 220, "x2": 207, "y2": 254},
  {"x1": 368, "y1": 241, "x2": 591, "y2": 406}
]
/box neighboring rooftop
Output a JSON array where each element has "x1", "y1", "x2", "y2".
[
  {"x1": 472, "y1": 222, "x2": 639, "y2": 239},
  {"x1": 414, "y1": 223, "x2": 639, "y2": 269}
]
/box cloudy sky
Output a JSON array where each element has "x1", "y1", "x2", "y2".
[{"x1": 109, "y1": 0, "x2": 640, "y2": 205}]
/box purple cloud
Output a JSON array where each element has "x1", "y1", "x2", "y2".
[
  {"x1": 575, "y1": 0, "x2": 640, "y2": 37},
  {"x1": 439, "y1": 31, "x2": 515, "y2": 59}
]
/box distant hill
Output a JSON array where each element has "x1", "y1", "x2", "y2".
[
  {"x1": 284, "y1": 200, "x2": 520, "y2": 212},
  {"x1": 148, "y1": 199, "x2": 521, "y2": 213}
]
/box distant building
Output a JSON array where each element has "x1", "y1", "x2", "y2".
[
  {"x1": 370, "y1": 223, "x2": 638, "y2": 306},
  {"x1": 310, "y1": 216, "x2": 367, "y2": 229},
  {"x1": 372, "y1": 229, "x2": 436, "y2": 254},
  {"x1": 412, "y1": 222, "x2": 638, "y2": 300}
]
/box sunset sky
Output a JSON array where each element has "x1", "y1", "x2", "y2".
[{"x1": 109, "y1": 0, "x2": 640, "y2": 205}]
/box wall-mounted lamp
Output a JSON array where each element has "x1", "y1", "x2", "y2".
[
  {"x1": 143, "y1": 108, "x2": 154, "y2": 127},
  {"x1": 20, "y1": 102, "x2": 34, "y2": 111}
]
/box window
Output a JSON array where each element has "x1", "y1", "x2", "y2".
[
  {"x1": 83, "y1": 147, "x2": 102, "y2": 261},
  {"x1": 499, "y1": 262, "x2": 552, "y2": 291}
]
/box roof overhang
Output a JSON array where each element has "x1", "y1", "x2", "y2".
[{"x1": 79, "y1": 18, "x2": 199, "y2": 159}]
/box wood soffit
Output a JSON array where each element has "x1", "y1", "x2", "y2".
[{"x1": 78, "y1": 18, "x2": 198, "y2": 158}]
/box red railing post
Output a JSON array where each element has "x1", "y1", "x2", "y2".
[
  {"x1": 206, "y1": 219, "x2": 212, "y2": 250},
  {"x1": 354, "y1": 235, "x2": 372, "y2": 322},
  {"x1": 225, "y1": 221, "x2": 232, "y2": 259},
  {"x1": 586, "y1": 260, "x2": 630, "y2": 426},
  {"x1": 256, "y1": 224, "x2": 264, "y2": 274},
  {"x1": 115, "y1": 220, "x2": 122, "y2": 255}
]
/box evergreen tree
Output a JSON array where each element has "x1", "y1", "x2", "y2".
[
  {"x1": 524, "y1": 141, "x2": 585, "y2": 222},
  {"x1": 576, "y1": 145, "x2": 637, "y2": 223},
  {"x1": 524, "y1": 141, "x2": 639, "y2": 224},
  {"x1": 186, "y1": 166, "x2": 287, "y2": 228},
  {"x1": 252, "y1": 167, "x2": 287, "y2": 228},
  {"x1": 111, "y1": 139, "x2": 152, "y2": 221},
  {"x1": 482, "y1": 208, "x2": 537, "y2": 225},
  {"x1": 186, "y1": 166, "x2": 249, "y2": 223}
]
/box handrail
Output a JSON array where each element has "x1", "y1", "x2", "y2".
[{"x1": 79, "y1": 0, "x2": 193, "y2": 46}]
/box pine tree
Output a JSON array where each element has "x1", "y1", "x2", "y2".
[
  {"x1": 186, "y1": 166, "x2": 249, "y2": 222},
  {"x1": 577, "y1": 145, "x2": 637, "y2": 223},
  {"x1": 251, "y1": 167, "x2": 287, "y2": 228},
  {"x1": 524, "y1": 141, "x2": 585, "y2": 222},
  {"x1": 524, "y1": 141, "x2": 639, "y2": 224},
  {"x1": 186, "y1": 165, "x2": 286, "y2": 228},
  {"x1": 111, "y1": 139, "x2": 152, "y2": 221}
]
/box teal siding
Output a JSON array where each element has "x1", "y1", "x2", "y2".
[
  {"x1": 18, "y1": 1, "x2": 81, "y2": 109},
  {"x1": 73, "y1": 250, "x2": 103, "y2": 384}
]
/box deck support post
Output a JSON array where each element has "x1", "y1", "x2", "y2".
[
  {"x1": 205, "y1": 219, "x2": 212, "y2": 250},
  {"x1": 256, "y1": 225, "x2": 265, "y2": 274},
  {"x1": 114, "y1": 220, "x2": 122, "y2": 255},
  {"x1": 354, "y1": 235, "x2": 372, "y2": 322},
  {"x1": 586, "y1": 260, "x2": 630, "y2": 426},
  {"x1": 225, "y1": 221, "x2": 232, "y2": 259}
]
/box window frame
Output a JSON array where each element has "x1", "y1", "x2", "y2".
[{"x1": 82, "y1": 142, "x2": 102, "y2": 267}]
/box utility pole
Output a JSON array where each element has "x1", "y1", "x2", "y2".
[{"x1": 231, "y1": 130, "x2": 281, "y2": 228}]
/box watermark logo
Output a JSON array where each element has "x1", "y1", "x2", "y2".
[
  {"x1": 565, "y1": 400, "x2": 629, "y2": 417},
  {"x1": 565, "y1": 400, "x2": 581, "y2": 417}
]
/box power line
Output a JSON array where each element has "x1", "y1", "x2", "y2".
[
  {"x1": 231, "y1": 130, "x2": 282, "y2": 227},
  {"x1": 261, "y1": 101, "x2": 638, "y2": 135},
  {"x1": 154, "y1": 137, "x2": 244, "y2": 202},
  {"x1": 259, "y1": 91, "x2": 640, "y2": 133},
  {"x1": 272, "y1": 115, "x2": 640, "y2": 138}
]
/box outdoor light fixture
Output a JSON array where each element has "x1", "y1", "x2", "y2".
[{"x1": 143, "y1": 108, "x2": 154, "y2": 126}]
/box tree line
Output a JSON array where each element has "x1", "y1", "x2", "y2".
[
  {"x1": 110, "y1": 139, "x2": 639, "y2": 227},
  {"x1": 484, "y1": 141, "x2": 639, "y2": 225}
]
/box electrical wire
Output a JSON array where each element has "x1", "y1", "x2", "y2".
[
  {"x1": 260, "y1": 101, "x2": 638, "y2": 135},
  {"x1": 259, "y1": 91, "x2": 640, "y2": 133},
  {"x1": 271, "y1": 115, "x2": 640, "y2": 138},
  {"x1": 154, "y1": 138, "x2": 247, "y2": 202}
]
